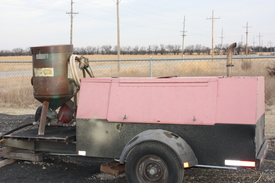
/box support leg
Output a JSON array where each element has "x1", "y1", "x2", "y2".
[{"x1": 38, "y1": 101, "x2": 49, "y2": 135}]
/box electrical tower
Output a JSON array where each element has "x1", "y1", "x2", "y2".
[
  {"x1": 257, "y1": 33, "x2": 263, "y2": 52},
  {"x1": 220, "y1": 28, "x2": 224, "y2": 47},
  {"x1": 207, "y1": 10, "x2": 220, "y2": 57},
  {"x1": 181, "y1": 16, "x2": 187, "y2": 56},
  {"x1": 66, "y1": 0, "x2": 78, "y2": 44},
  {"x1": 243, "y1": 22, "x2": 252, "y2": 56}
]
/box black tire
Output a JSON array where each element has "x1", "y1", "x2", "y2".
[
  {"x1": 34, "y1": 106, "x2": 42, "y2": 122},
  {"x1": 125, "y1": 142, "x2": 184, "y2": 183}
]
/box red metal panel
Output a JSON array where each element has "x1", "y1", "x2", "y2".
[
  {"x1": 76, "y1": 77, "x2": 265, "y2": 126},
  {"x1": 76, "y1": 78, "x2": 112, "y2": 119},
  {"x1": 216, "y1": 77, "x2": 264, "y2": 124},
  {"x1": 107, "y1": 77, "x2": 218, "y2": 125}
]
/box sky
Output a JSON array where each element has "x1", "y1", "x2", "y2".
[{"x1": 0, "y1": 0, "x2": 274, "y2": 50}]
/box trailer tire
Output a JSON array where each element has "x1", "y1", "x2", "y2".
[
  {"x1": 34, "y1": 106, "x2": 42, "y2": 122},
  {"x1": 125, "y1": 141, "x2": 184, "y2": 183}
]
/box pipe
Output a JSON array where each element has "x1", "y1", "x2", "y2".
[{"x1": 226, "y1": 43, "x2": 237, "y2": 77}]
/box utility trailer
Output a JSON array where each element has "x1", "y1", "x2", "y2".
[{"x1": 0, "y1": 45, "x2": 268, "y2": 183}]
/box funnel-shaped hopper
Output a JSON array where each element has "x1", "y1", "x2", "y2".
[{"x1": 31, "y1": 45, "x2": 74, "y2": 110}]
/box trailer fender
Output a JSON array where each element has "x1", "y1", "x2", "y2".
[{"x1": 119, "y1": 129, "x2": 198, "y2": 168}]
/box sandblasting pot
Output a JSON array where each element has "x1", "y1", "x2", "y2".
[{"x1": 31, "y1": 45, "x2": 74, "y2": 110}]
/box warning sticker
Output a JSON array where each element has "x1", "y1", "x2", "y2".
[{"x1": 34, "y1": 68, "x2": 54, "y2": 77}]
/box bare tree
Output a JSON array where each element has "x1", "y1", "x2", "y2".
[
  {"x1": 147, "y1": 45, "x2": 152, "y2": 54},
  {"x1": 12, "y1": 48, "x2": 24, "y2": 56},
  {"x1": 159, "y1": 44, "x2": 166, "y2": 55},
  {"x1": 173, "y1": 45, "x2": 181, "y2": 55},
  {"x1": 132, "y1": 46, "x2": 139, "y2": 55},
  {"x1": 101, "y1": 45, "x2": 112, "y2": 54},
  {"x1": 194, "y1": 44, "x2": 202, "y2": 55},
  {"x1": 185, "y1": 45, "x2": 194, "y2": 55},
  {"x1": 152, "y1": 45, "x2": 159, "y2": 55}
]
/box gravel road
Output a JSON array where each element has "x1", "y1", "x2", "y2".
[{"x1": 1, "y1": 113, "x2": 275, "y2": 183}]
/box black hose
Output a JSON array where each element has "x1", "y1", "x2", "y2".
[{"x1": 0, "y1": 122, "x2": 34, "y2": 140}]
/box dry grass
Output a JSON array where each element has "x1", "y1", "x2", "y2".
[
  {"x1": 0, "y1": 63, "x2": 32, "y2": 72},
  {"x1": 0, "y1": 75, "x2": 39, "y2": 108},
  {"x1": 0, "y1": 56, "x2": 32, "y2": 61},
  {"x1": 1, "y1": 55, "x2": 275, "y2": 113}
]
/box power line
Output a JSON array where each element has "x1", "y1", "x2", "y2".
[
  {"x1": 66, "y1": 0, "x2": 78, "y2": 44},
  {"x1": 243, "y1": 22, "x2": 252, "y2": 55},
  {"x1": 207, "y1": 10, "x2": 220, "y2": 57}
]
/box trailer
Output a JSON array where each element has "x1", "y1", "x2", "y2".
[{"x1": 0, "y1": 45, "x2": 268, "y2": 183}]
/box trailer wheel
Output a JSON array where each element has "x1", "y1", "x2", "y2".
[
  {"x1": 34, "y1": 106, "x2": 42, "y2": 122},
  {"x1": 125, "y1": 142, "x2": 184, "y2": 183}
]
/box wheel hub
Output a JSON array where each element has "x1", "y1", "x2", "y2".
[
  {"x1": 138, "y1": 155, "x2": 167, "y2": 182},
  {"x1": 146, "y1": 163, "x2": 162, "y2": 178}
]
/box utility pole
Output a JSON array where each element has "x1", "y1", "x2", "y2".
[
  {"x1": 116, "y1": 0, "x2": 121, "y2": 71},
  {"x1": 220, "y1": 28, "x2": 224, "y2": 46},
  {"x1": 207, "y1": 10, "x2": 220, "y2": 57},
  {"x1": 268, "y1": 40, "x2": 272, "y2": 52},
  {"x1": 219, "y1": 28, "x2": 224, "y2": 55},
  {"x1": 243, "y1": 22, "x2": 252, "y2": 56},
  {"x1": 257, "y1": 33, "x2": 263, "y2": 53},
  {"x1": 66, "y1": 0, "x2": 78, "y2": 44},
  {"x1": 180, "y1": 16, "x2": 187, "y2": 57}
]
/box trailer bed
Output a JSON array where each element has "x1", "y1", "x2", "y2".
[
  {"x1": 3, "y1": 126, "x2": 76, "y2": 142},
  {"x1": 2, "y1": 126, "x2": 76, "y2": 154}
]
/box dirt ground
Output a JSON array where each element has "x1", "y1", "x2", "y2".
[{"x1": 1, "y1": 113, "x2": 275, "y2": 183}]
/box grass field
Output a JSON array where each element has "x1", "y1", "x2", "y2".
[{"x1": 1, "y1": 55, "x2": 275, "y2": 114}]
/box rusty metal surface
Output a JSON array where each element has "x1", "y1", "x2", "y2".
[
  {"x1": 226, "y1": 42, "x2": 237, "y2": 77},
  {"x1": 31, "y1": 44, "x2": 73, "y2": 54},
  {"x1": 31, "y1": 45, "x2": 74, "y2": 110}
]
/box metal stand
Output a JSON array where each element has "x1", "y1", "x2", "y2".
[{"x1": 38, "y1": 101, "x2": 49, "y2": 135}]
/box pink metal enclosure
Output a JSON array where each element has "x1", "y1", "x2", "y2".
[{"x1": 77, "y1": 77, "x2": 264, "y2": 125}]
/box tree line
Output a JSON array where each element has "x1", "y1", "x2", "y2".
[{"x1": 0, "y1": 43, "x2": 274, "y2": 56}]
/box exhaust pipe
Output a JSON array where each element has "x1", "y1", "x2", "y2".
[{"x1": 226, "y1": 43, "x2": 237, "y2": 77}]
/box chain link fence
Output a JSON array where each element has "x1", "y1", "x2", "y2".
[{"x1": 1, "y1": 56, "x2": 275, "y2": 138}]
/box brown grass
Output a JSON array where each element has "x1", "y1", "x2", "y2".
[
  {"x1": 0, "y1": 56, "x2": 32, "y2": 61},
  {"x1": 0, "y1": 75, "x2": 39, "y2": 108}
]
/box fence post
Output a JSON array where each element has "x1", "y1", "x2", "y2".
[{"x1": 150, "y1": 56, "x2": 153, "y2": 77}]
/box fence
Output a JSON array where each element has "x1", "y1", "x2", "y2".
[{"x1": 1, "y1": 55, "x2": 275, "y2": 119}]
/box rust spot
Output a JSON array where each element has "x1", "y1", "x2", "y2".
[
  {"x1": 163, "y1": 131, "x2": 179, "y2": 139},
  {"x1": 163, "y1": 131, "x2": 173, "y2": 138},
  {"x1": 116, "y1": 123, "x2": 124, "y2": 131}
]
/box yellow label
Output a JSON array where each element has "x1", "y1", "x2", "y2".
[{"x1": 34, "y1": 68, "x2": 54, "y2": 77}]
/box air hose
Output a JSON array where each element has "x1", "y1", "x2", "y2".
[
  {"x1": 69, "y1": 54, "x2": 81, "y2": 88},
  {"x1": 69, "y1": 55, "x2": 94, "y2": 89}
]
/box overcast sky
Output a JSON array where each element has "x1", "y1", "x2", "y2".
[{"x1": 0, "y1": 0, "x2": 274, "y2": 50}]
